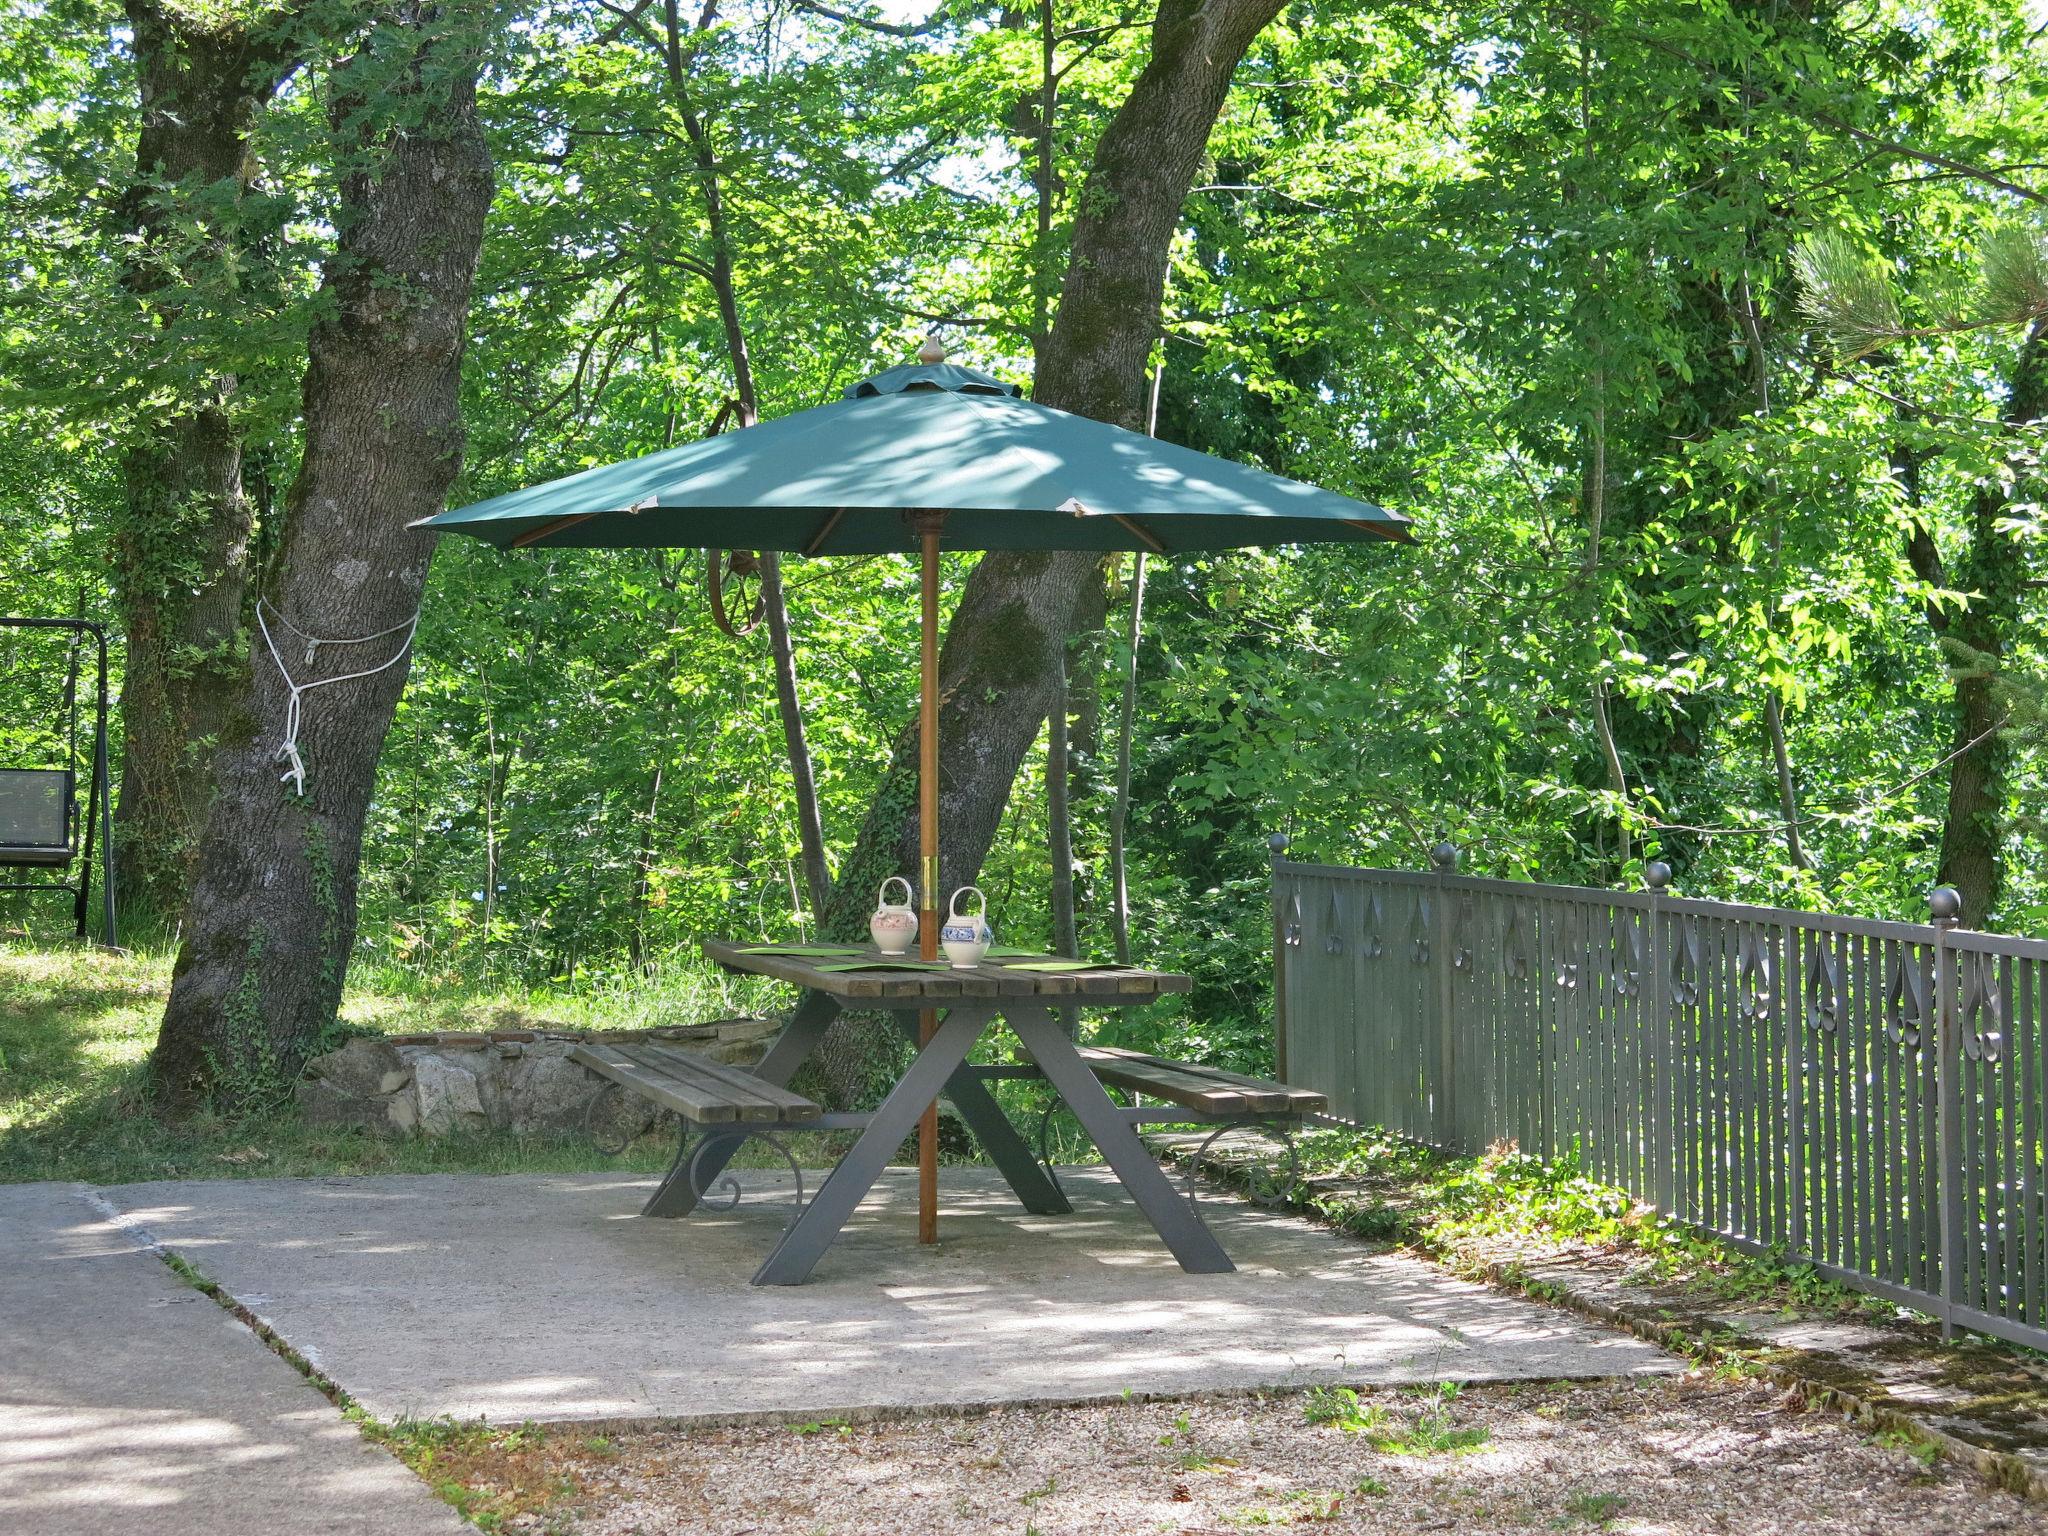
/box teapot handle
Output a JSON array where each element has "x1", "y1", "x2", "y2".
[
  {"x1": 949, "y1": 885, "x2": 987, "y2": 921},
  {"x1": 879, "y1": 874, "x2": 914, "y2": 908}
]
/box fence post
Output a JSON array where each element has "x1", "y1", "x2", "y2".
[
  {"x1": 1431, "y1": 841, "x2": 1459, "y2": 1151},
  {"x1": 1931, "y1": 884, "x2": 1963, "y2": 1342},
  {"x1": 1270, "y1": 833, "x2": 1291, "y2": 1084},
  {"x1": 1643, "y1": 861, "x2": 1670, "y2": 1213}
]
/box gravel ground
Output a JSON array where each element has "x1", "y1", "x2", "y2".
[{"x1": 524, "y1": 1377, "x2": 2048, "y2": 1535}]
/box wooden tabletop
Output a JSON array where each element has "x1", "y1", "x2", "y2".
[{"x1": 703, "y1": 938, "x2": 1192, "y2": 1003}]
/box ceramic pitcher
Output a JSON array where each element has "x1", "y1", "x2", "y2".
[
  {"x1": 869, "y1": 875, "x2": 919, "y2": 956},
  {"x1": 940, "y1": 886, "x2": 993, "y2": 969}
]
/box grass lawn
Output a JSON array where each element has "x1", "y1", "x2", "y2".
[{"x1": 0, "y1": 936, "x2": 781, "y2": 1185}]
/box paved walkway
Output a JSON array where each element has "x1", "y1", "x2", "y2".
[
  {"x1": 95, "y1": 1169, "x2": 1677, "y2": 1425},
  {"x1": 0, "y1": 1183, "x2": 466, "y2": 1536}
]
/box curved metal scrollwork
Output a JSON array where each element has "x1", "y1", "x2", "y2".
[
  {"x1": 1804, "y1": 935, "x2": 1842, "y2": 1034},
  {"x1": 686, "y1": 1131, "x2": 807, "y2": 1222},
  {"x1": 1960, "y1": 951, "x2": 2006, "y2": 1063},
  {"x1": 1502, "y1": 905, "x2": 1530, "y2": 981},
  {"x1": 1885, "y1": 946, "x2": 1930, "y2": 1050},
  {"x1": 1737, "y1": 928, "x2": 1775, "y2": 1022},
  {"x1": 1184, "y1": 1119, "x2": 1304, "y2": 1215},
  {"x1": 581, "y1": 1081, "x2": 635, "y2": 1157},
  {"x1": 1612, "y1": 914, "x2": 1643, "y2": 1000},
  {"x1": 1408, "y1": 895, "x2": 1433, "y2": 967},
  {"x1": 1669, "y1": 915, "x2": 1702, "y2": 1009},
  {"x1": 1450, "y1": 894, "x2": 1475, "y2": 974}
]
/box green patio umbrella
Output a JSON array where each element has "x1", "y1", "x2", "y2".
[{"x1": 418, "y1": 347, "x2": 1411, "y2": 1242}]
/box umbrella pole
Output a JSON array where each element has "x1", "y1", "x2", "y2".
[{"x1": 918, "y1": 520, "x2": 941, "y2": 1245}]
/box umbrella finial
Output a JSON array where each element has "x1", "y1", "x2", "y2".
[{"x1": 917, "y1": 333, "x2": 946, "y2": 365}]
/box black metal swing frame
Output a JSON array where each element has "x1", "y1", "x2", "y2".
[{"x1": 0, "y1": 617, "x2": 117, "y2": 945}]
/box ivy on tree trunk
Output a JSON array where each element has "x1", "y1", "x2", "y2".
[
  {"x1": 151, "y1": 2, "x2": 495, "y2": 1116},
  {"x1": 112, "y1": 1, "x2": 307, "y2": 913}
]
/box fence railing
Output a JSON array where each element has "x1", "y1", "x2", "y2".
[{"x1": 1270, "y1": 836, "x2": 2048, "y2": 1353}]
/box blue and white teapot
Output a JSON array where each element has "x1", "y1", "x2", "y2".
[{"x1": 940, "y1": 886, "x2": 993, "y2": 969}]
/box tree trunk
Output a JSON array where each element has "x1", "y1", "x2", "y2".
[
  {"x1": 112, "y1": 3, "x2": 303, "y2": 913},
  {"x1": 655, "y1": 0, "x2": 833, "y2": 924},
  {"x1": 1047, "y1": 646, "x2": 1077, "y2": 956},
  {"x1": 761, "y1": 552, "x2": 832, "y2": 920},
  {"x1": 1109, "y1": 553, "x2": 1147, "y2": 965},
  {"x1": 811, "y1": 0, "x2": 1286, "y2": 1093},
  {"x1": 1904, "y1": 320, "x2": 2046, "y2": 925},
  {"x1": 151, "y1": 4, "x2": 494, "y2": 1115}
]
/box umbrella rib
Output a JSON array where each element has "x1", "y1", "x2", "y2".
[
  {"x1": 803, "y1": 509, "x2": 847, "y2": 556},
  {"x1": 1111, "y1": 514, "x2": 1168, "y2": 555},
  {"x1": 1342, "y1": 517, "x2": 1410, "y2": 543},
  {"x1": 511, "y1": 513, "x2": 597, "y2": 549}
]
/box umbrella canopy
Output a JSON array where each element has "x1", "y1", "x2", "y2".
[{"x1": 418, "y1": 362, "x2": 1409, "y2": 551}]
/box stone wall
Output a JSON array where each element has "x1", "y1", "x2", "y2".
[{"x1": 295, "y1": 1017, "x2": 778, "y2": 1139}]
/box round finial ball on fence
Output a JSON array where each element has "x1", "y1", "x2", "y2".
[
  {"x1": 1644, "y1": 861, "x2": 1672, "y2": 890},
  {"x1": 1268, "y1": 832, "x2": 1289, "y2": 854},
  {"x1": 1929, "y1": 886, "x2": 1963, "y2": 921},
  {"x1": 1430, "y1": 842, "x2": 1458, "y2": 872}
]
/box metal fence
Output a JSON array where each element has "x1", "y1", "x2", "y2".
[{"x1": 1269, "y1": 837, "x2": 2048, "y2": 1353}]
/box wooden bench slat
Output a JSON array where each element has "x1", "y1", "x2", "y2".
[
  {"x1": 571, "y1": 1042, "x2": 740, "y2": 1123},
  {"x1": 609, "y1": 1043, "x2": 789, "y2": 1124},
  {"x1": 570, "y1": 1041, "x2": 819, "y2": 1127},
  {"x1": 1078, "y1": 1045, "x2": 1324, "y2": 1116},
  {"x1": 612, "y1": 1041, "x2": 818, "y2": 1124},
  {"x1": 1076, "y1": 1047, "x2": 1252, "y2": 1115},
  {"x1": 1101, "y1": 1047, "x2": 1329, "y2": 1115},
  {"x1": 642, "y1": 1045, "x2": 821, "y2": 1121}
]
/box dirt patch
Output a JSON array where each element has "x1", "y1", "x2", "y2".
[{"x1": 473, "y1": 1378, "x2": 2043, "y2": 1535}]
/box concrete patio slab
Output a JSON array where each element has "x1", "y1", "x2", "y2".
[
  {"x1": 96, "y1": 1168, "x2": 1677, "y2": 1426},
  {"x1": 0, "y1": 1182, "x2": 467, "y2": 1536}
]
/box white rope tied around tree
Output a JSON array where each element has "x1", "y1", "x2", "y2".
[{"x1": 255, "y1": 597, "x2": 420, "y2": 798}]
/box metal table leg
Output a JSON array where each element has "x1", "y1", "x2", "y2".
[
  {"x1": 752, "y1": 1006, "x2": 990, "y2": 1286},
  {"x1": 644, "y1": 990, "x2": 842, "y2": 1218},
  {"x1": 1007, "y1": 1006, "x2": 1235, "y2": 1274},
  {"x1": 887, "y1": 1008, "x2": 1071, "y2": 1216}
]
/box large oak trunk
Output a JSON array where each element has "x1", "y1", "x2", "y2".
[
  {"x1": 813, "y1": 0, "x2": 1286, "y2": 1095},
  {"x1": 113, "y1": 4, "x2": 303, "y2": 912},
  {"x1": 1908, "y1": 320, "x2": 2046, "y2": 926},
  {"x1": 152, "y1": 5, "x2": 494, "y2": 1115}
]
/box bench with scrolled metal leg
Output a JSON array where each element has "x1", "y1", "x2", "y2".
[
  {"x1": 1033, "y1": 1046, "x2": 1326, "y2": 1219},
  {"x1": 570, "y1": 1039, "x2": 846, "y2": 1224}
]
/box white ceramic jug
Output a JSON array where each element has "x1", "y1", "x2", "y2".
[
  {"x1": 869, "y1": 876, "x2": 919, "y2": 956},
  {"x1": 940, "y1": 886, "x2": 993, "y2": 969}
]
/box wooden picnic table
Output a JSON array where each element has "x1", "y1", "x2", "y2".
[{"x1": 629, "y1": 939, "x2": 1230, "y2": 1285}]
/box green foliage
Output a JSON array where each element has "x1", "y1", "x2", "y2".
[
  {"x1": 4, "y1": 0, "x2": 2048, "y2": 1068},
  {"x1": 1793, "y1": 233, "x2": 1903, "y2": 361}
]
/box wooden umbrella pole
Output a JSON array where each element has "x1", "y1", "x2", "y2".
[{"x1": 918, "y1": 517, "x2": 942, "y2": 1245}]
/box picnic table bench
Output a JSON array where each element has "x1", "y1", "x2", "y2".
[{"x1": 582, "y1": 940, "x2": 1325, "y2": 1284}]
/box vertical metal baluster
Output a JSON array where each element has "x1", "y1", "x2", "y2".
[
  {"x1": 1849, "y1": 928, "x2": 1870, "y2": 1280},
  {"x1": 2023, "y1": 956, "x2": 2042, "y2": 1332},
  {"x1": 1646, "y1": 865, "x2": 1671, "y2": 1215},
  {"x1": 1933, "y1": 887, "x2": 1963, "y2": 1338},
  {"x1": 1871, "y1": 933, "x2": 1893, "y2": 1287},
  {"x1": 1999, "y1": 953, "x2": 2019, "y2": 1325},
  {"x1": 1849, "y1": 927, "x2": 1871, "y2": 1280}
]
